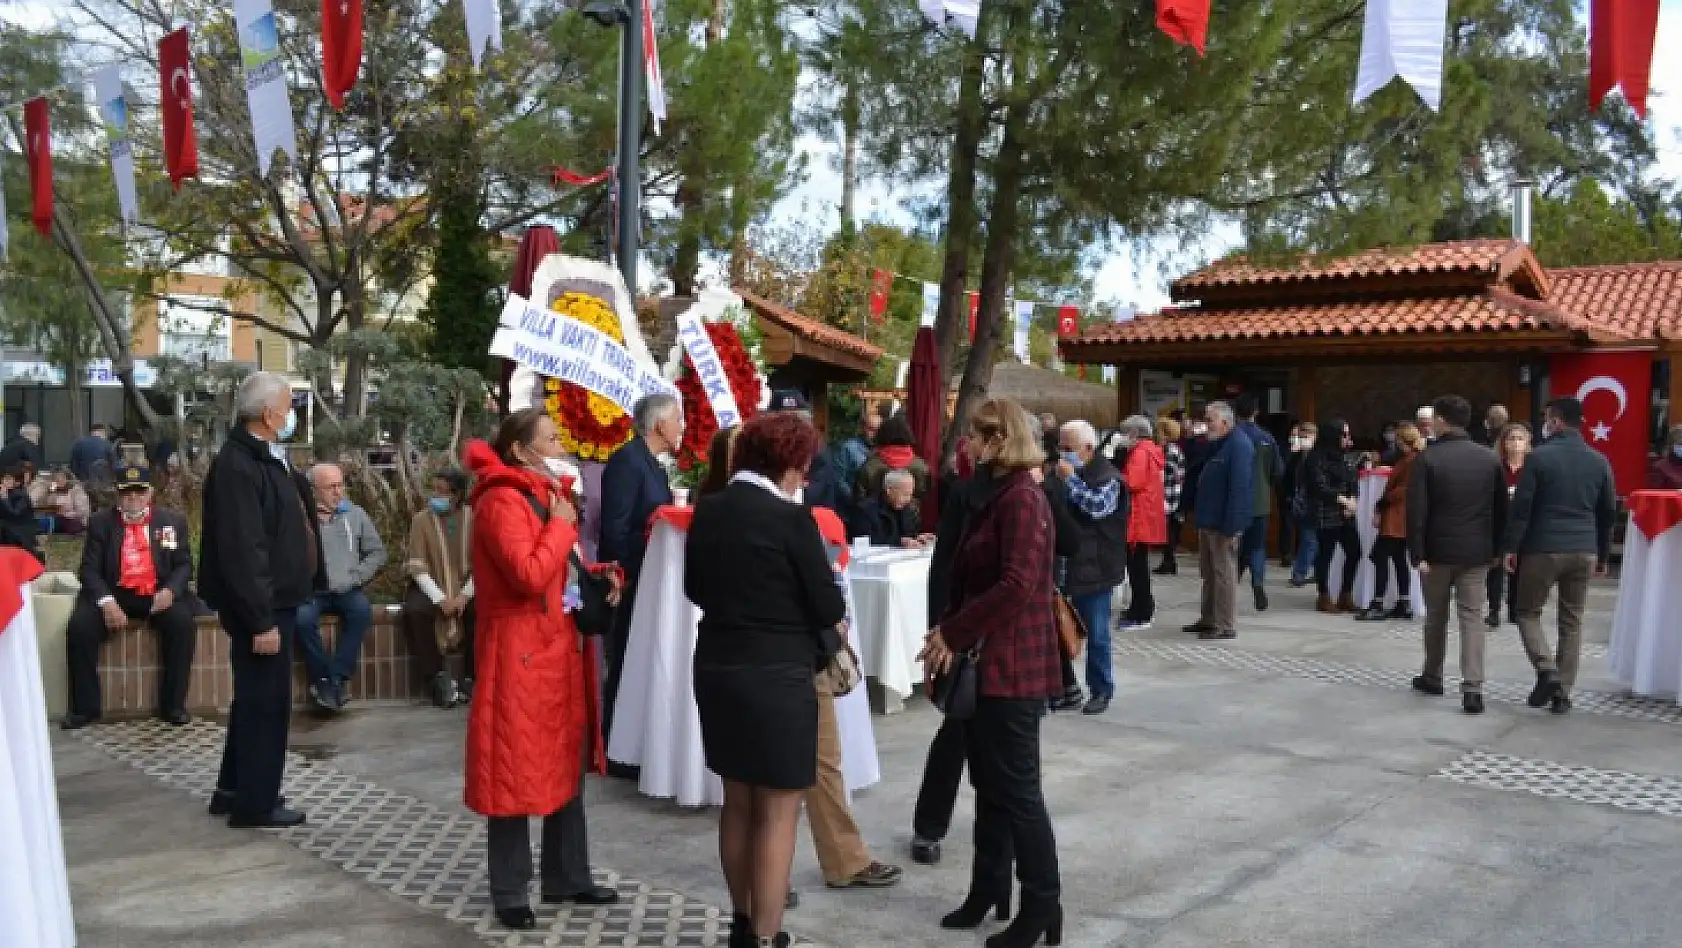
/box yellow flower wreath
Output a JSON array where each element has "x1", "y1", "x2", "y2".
[{"x1": 542, "y1": 291, "x2": 636, "y2": 461}]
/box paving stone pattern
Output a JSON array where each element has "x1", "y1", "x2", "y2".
[
  {"x1": 77, "y1": 719, "x2": 815, "y2": 948},
  {"x1": 1436, "y1": 751, "x2": 1682, "y2": 819},
  {"x1": 1376, "y1": 622, "x2": 1610, "y2": 660}
]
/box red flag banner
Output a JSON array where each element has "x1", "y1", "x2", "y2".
[
  {"x1": 1056, "y1": 305, "x2": 1081, "y2": 339},
  {"x1": 159, "y1": 28, "x2": 200, "y2": 191},
  {"x1": 322, "y1": 0, "x2": 364, "y2": 110},
  {"x1": 1590, "y1": 0, "x2": 1660, "y2": 116},
  {"x1": 552, "y1": 166, "x2": 612, "y2": 187},
  {"x1": 1548, "y1": 351, "x2": 1652, "y2": 496},
  {"x1": 23, "y1": 97, "x2": 52, "y2": 236},
  {"x1": 967, "y1": 291, "x2": 980, "y2": 341},
  {"x1": 868, "y1": 268, "x2": 892, "y2": 323},
  {"x1": 1157, "y1": 0, "x2": 1211, "y2": 55}
]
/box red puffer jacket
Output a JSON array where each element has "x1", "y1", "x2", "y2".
[
  {"x1": 1123, "y1": 439, "x2": 1168, "y2": 545},
  {"x1": 462, "y1": 441, "x2": 604, "y2": 818}
]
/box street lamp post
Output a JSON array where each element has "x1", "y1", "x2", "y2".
[{"x1": 584, "y1": 0, "x2": 642, "y2": 295}]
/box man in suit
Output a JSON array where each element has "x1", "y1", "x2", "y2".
[
  {"x1": 851, "y1": 470, "x2": 927, "y2": 548},
  {"x1": 599, "y1": 392, "x2": 681, "y2": 745},
  {"x1": 62, "y1": 463, "x2": 196, "y2": 729}
]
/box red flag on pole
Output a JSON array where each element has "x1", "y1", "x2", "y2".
[
  {"x1": 1156, "y1": 0, "x2": 1211, "y2": 55},
  {"x1": 322, "y1": 0, "x2": 364, "y2": 110},
  {"x1": 1548, "y1": 351, "x2": 1653, "y2": 496},
  {"x1": 642, "y1": 1, "x2": 668, "y2": 134},
  {"x1": 1589, "y1": 0, "x2": 1660, "y2": 116},
  {"x1": 1056, "y1": 305, "x2": 1081, "y2": 338},
  {"x1": 868, "y1": 268, "x2": 892, "y2": 323},
  {"x1": 158, "y1": 28, "x2": 200, "y2": 191},
  {"x1": 23, "y1": 97, "x2": 52, "y2": 237},
  {"x1": 967, "y1": 291, "x2": 980, "y2": 341}
]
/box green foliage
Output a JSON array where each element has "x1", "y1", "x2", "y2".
[
  {"x1": 420, "y1": 196, "x2": 501, "y2": 375},
  {"x1": 1531, "y1": 180, "x2": 1682, "y2": 267}
]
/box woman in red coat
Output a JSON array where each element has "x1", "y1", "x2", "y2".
[
  {"x1": 463, "y1": 408, "x2": 622, "y2": 930},
  {"x1": 1118, "y1": 415, "x2": 1166, "y2": 630}
]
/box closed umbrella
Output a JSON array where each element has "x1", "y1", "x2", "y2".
[
  {"x1": 906, "y1": 327, "x2": 944, "y2": 533},
  {"x1": 498, "y1": 226, "x2": 560, "y2": 409}
]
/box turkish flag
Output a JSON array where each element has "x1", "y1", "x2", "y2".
[
  {"x1": 967, "y1": 291, "x2": 980, "y2": 341},
  {"x1": 23, "y1": 97, "x2": 51, "y2": 237},
  {"x1": 1157, "y1": 0, "x2": 1211, "y2": 55},
  {"x1": 1590, "y1": 0, "x2": 1660, "y2": 116},
  {"x1": 322, "y1": 0, "x2": 364, "y2": 110},
  {"x1": 868, "y1": 268, "x2": 892, "y2": 323},
  {"x1": 1056, "y1": 305, "x2": 1081, "y2": 338},
  {"x1": 1548, "y1": 351, "x2": 1652, "y2": 496},
  {"x1": 158, "y1": 28, "x2": 200, "y2": 191}
]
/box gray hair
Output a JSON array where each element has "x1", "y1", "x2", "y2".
[
  {"x1": 235, "y1": 371, "x2": 292, "y2": 422},
  {"x1": 1119, "y1": 414, "x2": 1154, "y2": 439},
  {"x1": 1024, "y1": 413, "x2": 1044, "y2": 443},
  {"x1": 883, "y1": 469, "x2": 914, "y2": 491},
  {"x1": 1059, "y1": 419, "x2": 1098, "y2": 450},
  {"x1": 1205, "y1": 401, "x2": 1235, "y2": 426},
  {"x1": 308, "y1": 462, "x2": 343, "y2": 487},
  {"x1": 18, "y1": 423, "x2": 40, "y2": 440},
  {"x1": 632, "y1": 393, "x2": 681, "y2": 436}
]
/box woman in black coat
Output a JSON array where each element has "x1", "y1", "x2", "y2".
[{"x1": 1306, "y1": 420, "x2": 1361, "y2": 613}]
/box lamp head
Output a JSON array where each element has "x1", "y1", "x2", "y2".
[{"x1": 582, "y1": 1, "x2": 629, "y2": 27}]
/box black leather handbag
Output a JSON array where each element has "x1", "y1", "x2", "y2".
[
  {"x1": 522, "y1": 491, "x2": 615, "y2": 636},
  {"x1": 932, "y1": 641, "x2": 984, "y2": 721}
]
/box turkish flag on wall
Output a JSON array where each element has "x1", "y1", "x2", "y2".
[
  {"x1": 1056, "y1": 305, "x2": 1081, "y2": 338},
  {"x1": 23, "y1": 97, "x2": 52, "y2": 237},
  {"x1": 967, "y1": 291, "x2": 980, "y2": 341},
  {"x1": 159, "y1": 28, "x2": 200, "y2": 191},
  {"x1": 1589, "y1": 0, "x2": 1660, "y2": 116},
  {"x1": 322, "y1": 0, "x2": 364, "y2": 110},
  {"x1": 1157, "y1": 0, "x2": 1211, "y2": 55},
  {"x1": 868, "y1": 268, "x2": 892, "y2": 323},
  {"x1": 1549, "y1": 351, "x2": 1653, "y2": 496}
]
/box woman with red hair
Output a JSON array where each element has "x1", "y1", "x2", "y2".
[
  {"x1": 462, "y1": 408, "x2": 622, "y2": 930},
  {"x1": 687, "y1": 412, "x2": 849, "y2": 948}
]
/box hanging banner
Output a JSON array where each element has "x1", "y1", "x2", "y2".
[
  {"x1": 643, "y1": 0, "x2": 667, "y2": 134},
  {"x1": 490, "y1": 293, "x2": 677, "y2": 417},
  {"x1": 93, "y1": 66, "x2": 139, "y2": 225},
  {"x1": 1547, "y1": 351, "x2": 1652, "y2": 497},
  {"x1": 674, "y1": 309, "x2": 744, "y2": 430},
  {"x1": 920, "y1": 282, "x2": 940, "y2": 328},
  {"x1": 917, "y1": 0, "x2": 976, "y2": 38},
  {"x1": 1056, "y1": 304, "x2": 1081, "y2": 338},
  {"x1": 868, "y1": 268, "x2": 892, "y2": 322},
  {"x1": 966, "y1": 291, "x2": 979, "y2": 341},
  {"x1": 23, "y1": 97, "x2": 52, "y2": 237},
  {"x1": 1590, "y1": 0, "x2": 1661, "y2": 116},
  {"x1": 1013, "y1": 300, "x2": 1033, "y2": 363},
  {"x1": 1353, "y1": 0, "x2": 1449, "y2": 111},
  {"x1": 234, "y1": 0, "x2": 299, "y2": 175},
  {"x1": 321, "y1": 0, "x2": 364, "y2": 110},
  {"x1": 1156, "y1": 0, "x2": 1211, "y2": 55},
  {"x1": 464, "y1": 0, "x2": 502, "y2": 68},
  {"x1": 158, "y1": 28, "x2": 200, "y2": 191},
  {"x1": 0, "y1": 149, "x2": 8, "y2": 260}
]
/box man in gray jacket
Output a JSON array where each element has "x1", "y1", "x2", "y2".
[
  {"x1": 295, "y1": 462, "x2": 387, "y2": 711},
  {"x1": 1406, "y1": 394, "x2": 1508, "y2": 714},
  {"x1": 1502, "y1": 397, "x2": 1616, "y2": 715}
]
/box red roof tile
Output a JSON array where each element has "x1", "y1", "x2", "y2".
[
  {"x1": 1545, "y1": 262, "x2": 1682, "y2": 341},
  {"x1": 735, "y1": 290, "x2": 884, "y2": 362},
  {"x1": 1171, "y1": 239, "x2": 1548, "y2": 302}
]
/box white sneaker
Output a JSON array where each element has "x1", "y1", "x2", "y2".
[{"x1": 1118, "y1": 619, "x2": 1152, "y2": 632}]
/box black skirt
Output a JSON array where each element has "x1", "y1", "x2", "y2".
[{"x1": 693, "y1": 659, "x2": 818, "y2": 790}]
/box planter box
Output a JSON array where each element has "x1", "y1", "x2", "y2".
[{"x1": 31, "y1": 572, "x2": 81, "y2": 718}]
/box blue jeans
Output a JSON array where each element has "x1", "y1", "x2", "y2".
[
  {"x1": 1072, "y1": 590, "x2": 1114, "y2": 699},
  {"x1": 1238, "y1": 515, "x2": 1269, "y2": 586},
  {"x1": 295, "y1": 589, "x2": 373, "y2": 684},
  {"x1": 1291, "y1": 515, "x2": 1319, "y2": 581}
]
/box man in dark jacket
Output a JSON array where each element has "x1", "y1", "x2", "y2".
[
  {"x1": 1055, "y1": 418, "x2": 1127, "y2": 714},
  {"x1": 1501, "y1": 397, "x2": 1616, "y2": 715},
  {"x1": 599, "y1": 392, "x2": 680, "y2": 746},
  {"x1": 0, "y1": 423, "x2": 44, "y2": 472},
  {"x1": 1234, "y1": 394, "x2": 1283, "y2": 610},
  {"x1": 1187, "y1": 402, "x2": 1254, "y2": 641},
  {"x1": 63, "y1": 463, "x2": 196, "y2": 729},
  {"x1": 200, "y1": 372, "x2": 324, "y2": 828},
  {"x1": 69, "y1": 423, "x2": 120, "y2": 487},
  {"x1": 851, "y1": 470, "x2": 924, "y2": 548},
  {"x1": 1406, "y1": 394, "x2": 1508, "y2": 714}
]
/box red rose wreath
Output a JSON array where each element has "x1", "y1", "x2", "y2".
[{"x1": 675, "y1": 322, "x2": 764, "y2": 474}]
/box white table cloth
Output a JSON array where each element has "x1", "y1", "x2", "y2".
[
  {"x1": 0, "y1": 572, "x2": 77, "y2": 948},
  {"x1": 1608, "y1": 492, "x2": 1682, "y2": 699},
  {"x1": 845, "y1": 547, "x2": 932, "y2": 701},
  {"x1": 607, "y1": 519, "x2": 880, "y2": 807},
  {"x1": 1326, "y1": 469, "x2": 1427, "y2": 616}
]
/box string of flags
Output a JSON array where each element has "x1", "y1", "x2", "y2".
[{"x1": 0, "y1": 0, "x2": 670, "y2": 260}]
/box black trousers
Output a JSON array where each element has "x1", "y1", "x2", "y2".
[
  {"x1": 1369, "y1": 536, "x2": 1411, "y2": 599},
  {"x1": 1124, "y1": 543, "x2": 1155, "y2": 622},
  {"x1": 216, "y1": 608, "x2": 296, "y2": 821},
  {"x1": 67, "y1": 588, "x2": 196, "y2": 718},
  {"x1": 400, "y1": 584, "x2": 476, "y2": 688},
  {"x1": 965, "y1": 698, "x2": 1059, "y2": 912},
  {"x1": 486, "y1": 794, "x2": 593, "y2": 910},
  {"x1": 601, "y1": 567, "x2": 640, "y2": 741},
  {"x1": 1486, "y1": 558, "x2": 1520, "y2": 619},
  {"x1": 1314, "y1": 522, "x2": 1361, "y2": 598},
  {"x1": 912, "y1": 717, "x2": 967, "y2": 842}
]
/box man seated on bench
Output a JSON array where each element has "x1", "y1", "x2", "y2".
[
  {"x1": 64, "y1": 462, "x2": 196, "y2": 729},
  {"x1": 295, "y1": 463, "x2": 387, "y2": 712}
]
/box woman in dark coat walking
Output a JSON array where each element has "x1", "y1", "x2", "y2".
[{"x1": 1306, "y1": 420, "x2": 1361, "y2": 613}]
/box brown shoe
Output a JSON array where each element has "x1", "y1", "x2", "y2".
[
  {"x1": 1315, "y1": 594, "x2": 1336, "y2": 613},
  {"x1": 1334, "y1": 594, "x2": 1357, "y2": 613},
  {"x1": 827, "y1": 862, "x2": 903, "y2": 888}
]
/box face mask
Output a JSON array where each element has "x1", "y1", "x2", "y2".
[
  {"x1": 1672, "y1": 445, "x2": 1682, "y2": 460},
  {"x1": 334, "y1": 498, "x2": 351, "y2": 515},
  {"x1": 1383, "y1": 433, "x2": 1397, "y2": 444},
  {"x1": 120, "y1": 504, "x2": 148, "y2": 523},
  {"x1": 791, "y1": 487, "x2": 805, "y2": 504},
  {"x1": 1191, "y1": 424, "x2": 1208, "y2": 437},
  {"x1": 276, "y1": 407, "x2": 297, "y2": 441},
  {"x1": 428, "y1": 497, "x2": 452, "y2": 514},
  {"x1": 1060, "y1": 451, "x2": 1082, "y2": 468},
  {"x1": 543, "y1": 456, "x2": 571, "y2": 478}
]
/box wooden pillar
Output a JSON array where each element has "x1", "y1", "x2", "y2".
[
  {"x1": 1508, "y1": 358, "x2": 1533, "y2": 430},
  {"x1": 812, "y1": 380, "x2": 831, "y2": 435},
  {"x1": 1116, "y1": 363, "x2": 1140, "y2": 418},
  {"x1": 1668, "y1": 345, "x2": 1682, "y2": 431},
  {"x1": 1296, "y1": 364, "x2": 1319, "y2": 423}
]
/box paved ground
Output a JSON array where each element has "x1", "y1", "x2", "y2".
[{"x1": 55, "y1": 561, "x2": 1682, "y2": 947}]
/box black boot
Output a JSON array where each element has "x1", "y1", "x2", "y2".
[
  {"x1": 985, "y1": 902, "x2": 1062, "y2": 948},
  {"x1": 1528, "y1": 671, "x2": 1561, "y2": 708},
  {"x1": 729, "y1": 913, "x2": 754, "y2": 948},
  {"x1": 941, "y1": 889, "x2": 1013, "y2": 929},
  {"x1": 496, "y1": 906, "x2": 536, "y2": 930},
  {"x1": 1384, "y1": 601, "x2": 1413, "y2": 621},
  {"x1": 755, "y1": 935, "x2": 792, "y2": 947},
  {"x1": 1153, "y1": 558, "x2": 1177, "y2": 575},
  {"x1": 1355, "y1": 601, "x2": 1387, "y2": 621}
]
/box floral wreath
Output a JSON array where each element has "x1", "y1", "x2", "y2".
[
  {"x1": 543, "y1": 290, "x2": 636, "y2": 461},
  {"x1": 673, "y1": 321, "x2": 765, "y2": 474}
]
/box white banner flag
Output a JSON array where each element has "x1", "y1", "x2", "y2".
[
  {"x1": 1353, "y1": 0, "x2": 1449, "y2": 111},
  {"x1": 0, "y1": 149, "x2": 8, "y2": 261},
  {"x1": 464, "y1": 0, "x2": 502, "y2": 68},
  {"x1": 920, "y1": 282, "x2": 940, "y2": 328},
  {"x1": 918, "y1": 0, "x2": 977, "y2": 38},
  {"x1": 1013, "y1": 300, "x2": 1034, "y2": 363},
  {"x1": 673, "y1": 308, "x2": 743, "y2": 430},
  {"x1": 234, "y1": 0, "x2": 298, "y2": 175},
  {"x1": 489, "y1": 293, "x2": 677, "y2": 416},
  {"x1": 643, "y1": 0, "x2": 667, "y2": 135},
  {"x1": 93, "y1": 66, "x2": 139, "y2": 225}
]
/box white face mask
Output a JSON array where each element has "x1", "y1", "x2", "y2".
[{"x1": 543, "y1": 456, "x2": 571, "y2": 478}]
